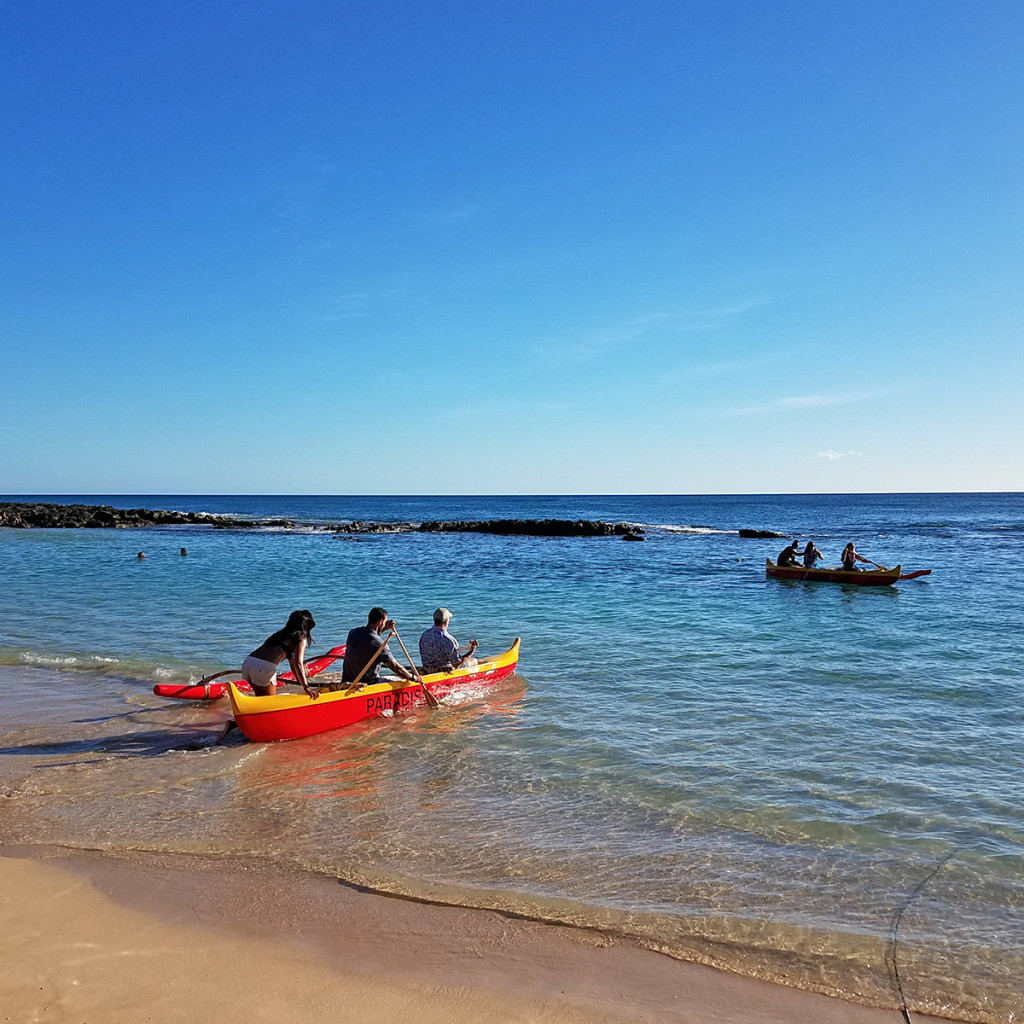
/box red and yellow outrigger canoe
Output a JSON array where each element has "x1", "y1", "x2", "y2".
[{"x1": 227, "y1": 638, "x2": 522, "y2": 742}]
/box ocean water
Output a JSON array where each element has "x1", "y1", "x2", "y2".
[{"x1": 0, "y1": 493, "x2": 1022, "y2": 1023}]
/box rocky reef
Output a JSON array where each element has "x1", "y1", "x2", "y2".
[
  {"x1": 0, "y1": 502, "x2": 295, "y2": 529},
  {"x1": 415, "y1": 519, "x2": 639, "y2": 537},
  {"x1": 0, "y1": 502, "x2": 643, "y2": 538}
]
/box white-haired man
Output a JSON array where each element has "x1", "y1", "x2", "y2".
[{"x1": 419, "y1": 607, "x2": 478, "y2": 674}]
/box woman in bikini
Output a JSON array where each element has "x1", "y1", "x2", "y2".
[{"x1": 241, "y1": 609, "x2": 318, "y2": 698}]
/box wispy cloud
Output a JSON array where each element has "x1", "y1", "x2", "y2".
[
  {"x1": 449, "y1": 398, "x2": 575, "y2": 418},
  {"x1": 722, "y1": 390, "x2": 888, "y2": 417},
  {"x1": 539, "y1": 304, "x2": 761, "y2": 362},
  {"x1": 661, "y1": 349, "x2": 792, "y2": 383},
  {"x1": 418, "y1": 203, "x2": 490, "y2": 225},
  {"x1": 311, "y1": 289, "x2": 406, "y2": 323},
  {"x1": 816, "y1": 449, "x2": 863, "y2": 460},
  {"x1": 268, "y1": 154, "x2": 338, "y2": 230}
]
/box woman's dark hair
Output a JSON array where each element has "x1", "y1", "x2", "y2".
[{"x1": 265, "y1": 609, "x2": 316, "y2": 651}]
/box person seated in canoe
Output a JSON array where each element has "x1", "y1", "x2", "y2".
[
  {"x1": 802, "y1": 541, "x2": 826, "y2": 568},
  {"x1": 840, "y1": 542, "x2": 873, "y2": 571},
  {"x1": 339, "y1": 606, "x2": 418, "y2": 690},
  {"x1": 776, "y1": 540, "x2": 803, "y2": 567},
  {"x1": 242, "y1": 610, "x2": 319, "y2": 699},
  {"x1": 418, "y1": 607, "x2": 479, "y2": 674}
]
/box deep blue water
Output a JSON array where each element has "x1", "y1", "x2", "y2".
[{"x1": 1, "y1": 493, "x2": 1022, "y2": 1022}]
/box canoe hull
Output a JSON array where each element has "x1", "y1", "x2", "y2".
[
  {"x1": 228, "y1": 639, "x2": 521, "y2": 742},
  {"x1": 765, "y1": 559, "x2": 902, "y2": 586}
]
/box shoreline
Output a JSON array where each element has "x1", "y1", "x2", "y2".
[{"x1": 0, "y1": 845, "x2": 943, "y2": 1024}]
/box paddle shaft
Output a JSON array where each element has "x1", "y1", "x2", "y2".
[
  {"x1": 391, "y1": 626, "x2": 440, "y2": 709},
  {"x1": 197, "y1": 669, "x2": 245, "y2": 686}
]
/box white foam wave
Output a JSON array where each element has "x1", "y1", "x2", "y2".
[
  {"x1": 1, "y1": 648, "x2": 198, "y2": 686},
  {"x1": 650, "y1": 524, "x2": 733, "y2": 535}
]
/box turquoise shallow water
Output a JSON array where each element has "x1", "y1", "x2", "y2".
[{"x1": 1, "y1": 493, "x2": 1022, "y2": 1022}]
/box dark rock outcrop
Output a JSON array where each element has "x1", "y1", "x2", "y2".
[
  {"x1": 0, "y1": 502, "x2": 295, "y2": 530},
  {"x1": 738, "y1": 528, "x2": 787, "y2": 539},
  {"x1": 416, "y1": 519, "x2": 640, "y2": 537}
]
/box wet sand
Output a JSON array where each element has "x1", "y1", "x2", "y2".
[{"x1": 0, "y1": 847, "x2": 943, "y2": 1024}]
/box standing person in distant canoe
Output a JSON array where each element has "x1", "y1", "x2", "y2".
[
  {"x1": 803, "y1": 541, "x2": 826, "y2": 568},
  {"x1": 776, "y1": 540, "x2": 803, "y2": 567},
  {"x1": 419, "y1": 607, "x2": 478, "y2": 674},
  {"x1": 242, "y1": 610, "x2": 319, "y2": 698},
  {"x1": 340, "y1": 607, "x2": 417, "y2": 688},
  {"x1": 841, "y1": 542, "x2": 874, "y2": 571}
]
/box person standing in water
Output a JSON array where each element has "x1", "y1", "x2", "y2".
[{"x1": 242, "y1": 610, "x2": 318, "y2": 698}]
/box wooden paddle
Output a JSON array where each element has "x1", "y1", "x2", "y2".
[
  {"x1": 391, "y1": 626, "x2": 440, "y2": 710},
  {"x1": 343, "y1": 629, "x2": 394, "y2": 694},
  {"x1": 900, "y1": 569, "x2": 932, "y2": 580},
  {"x1": 195, "y1": 669, "x2": 246, "y2": 687}
]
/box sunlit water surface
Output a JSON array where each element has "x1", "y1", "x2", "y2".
[{"x1": 1, "y1": 493, "x2": 1022, "y2": 1022}]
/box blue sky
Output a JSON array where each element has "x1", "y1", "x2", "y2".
[{"x1": 2, "y1": 1, "x2": 1022, "y2": 494}]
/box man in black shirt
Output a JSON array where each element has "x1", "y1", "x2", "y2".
[
  {"x1": 776, "y1": 541, "x2": 803, "y2": 567},
  {"x1": 341, "y1": 606, "x2": 416, "y2": 688}
]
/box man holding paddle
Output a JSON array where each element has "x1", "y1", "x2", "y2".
[
  {"x1": 841, "y1": 542, "x2": 879, "y2": 571},
  {"x1": 340, "y1": 606, "x2": 417, "y2": 689}
]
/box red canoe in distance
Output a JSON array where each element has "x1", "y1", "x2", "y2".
[
  {"x1": 153, "y1": 645, "x2": 346, "y2": 701},
  {"x1": 765, "y1": 560, "x2": 932, "y2": 586}
]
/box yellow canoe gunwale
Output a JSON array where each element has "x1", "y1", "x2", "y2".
[{"x1": 227, "y1": 638, "x2": 521, "y2": 718}]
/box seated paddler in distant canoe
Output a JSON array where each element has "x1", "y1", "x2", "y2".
[
  {"x1": 839, "y1": 541, "x2": 878, "y2": 571},
  {"x1": 802, "y1": 541, "x2": 826, "y2": 568},
  {"x1": 776, "y1": 540, "x2": 803, "y2": 567}
]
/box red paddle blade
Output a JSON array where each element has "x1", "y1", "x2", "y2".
[{"x1": 899, "y1": 569, "x2": 932, "y2": 580}]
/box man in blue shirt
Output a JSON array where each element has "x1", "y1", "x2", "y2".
[
  {"x1": 419, "y1": 607, "x2": 478, "y2": 674},
  {"x1": 341, "y1": 607, "x2": 416, "y2": 687}
]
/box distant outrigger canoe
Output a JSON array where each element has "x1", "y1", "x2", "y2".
[
  {"x1": 765, "y1": 559, "x2": 931, "y2": 586},
  {"x1": 227, "y1": 638, "x2": 522, "y2": 742}
]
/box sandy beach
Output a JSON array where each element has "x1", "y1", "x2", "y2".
[{"x1": 0, "y1": 847, "x2": 945, "y2": 1024}]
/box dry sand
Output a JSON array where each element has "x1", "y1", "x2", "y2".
[{"x1": 0, "y1": 848, "x2": 942, "y2": 1024}]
